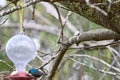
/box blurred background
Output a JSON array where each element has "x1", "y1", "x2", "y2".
[{"x1": 0, "y1": 0, "x2": 119, "y2": 80}]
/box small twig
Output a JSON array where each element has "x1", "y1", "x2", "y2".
[
  {"x1": 53, "y1": 4, "x2": 64, "y2": 41},
  {"x1": 37, "y1": 53, "x2": 59, "y2": 69},
  {"x1": 0, "y1": 13, "x2": 12, "y2": 26},
  {"x1": 53, "y1": 4, "x2": 73, "y2": 44},
  {"x1": 55, "y1": 4, "x2": 71, "y2": 12},
  {"x1": 68, "y1": 56, "x2": 120, "y2": 76},
  {"x1": 37, "y1": 50, "x2": 50, "y2": 57},
  {"x1": 32, "y1": 3, "x2": 36, "y2": 20},
  {"x1": 85, "y1": 0, "x2": 108, "y2": 16},
  {"x1": 62, "y1": 11, "x2": 73, "y2": 28},
  {"x1": 37, "y1": 47, "x2": 61, "y2": 69},
  {"x1": 8, "y1": 66, "x2": 15, "y2": 71},
  {"x1": 92, "y1": 3, "x2": 107, "y2": 6},
  {"x1": 0, "y1": 3, "x2": 12, "y2": 11},
  {"x1": 0, "y1": 60, "x2": 13, "y2": 69},
  {"x1": 107, "y1": 0, "x2": 112, "y2": 11},
  {"x1": 69, "y1": 54, "x2": 120, "y2": 73},
  {"x1": 36, "y1": 54, "x2": 44, "y2": 62},
  {"x1": 0, "y1": 0, "x2": 41, "y2": 17},
  {"x1": 113, "y1": 0, "x2": 120, "y2": 4},
  {"x1": 70, "y1": 40, "x2": 120, "y2": 50},
  {"x1": 107, "y1": 46, "x2": 120, "y2": 57},
  {"x1": 99, "y1": 53, "x2": 119, "y2": 80}
]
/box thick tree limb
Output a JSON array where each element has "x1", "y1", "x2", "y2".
[
  {"x1": 69, "y1": 29, "x2": 120, "y2": 44},
  {"x1": 59, "y1": 0, "x2": 120, "y2": 33},
  {"x1": 47, "y1": 29, "x2": 120, "y2": 80},
  {"x1": 1, "y1": 0, "x2": 120, "y2": 33}
]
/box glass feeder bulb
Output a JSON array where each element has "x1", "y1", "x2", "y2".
[{"x1": 6, "y1": 33, "x2": 37, "y2": 71}]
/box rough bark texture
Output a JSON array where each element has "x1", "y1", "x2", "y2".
[
  {"x1": 57, "y1": 0, "x2": 120, "y2": 33},
  {"x1": 1, "y1": 0, "x2": 120, "y2": 33},
  {"x1": 69, "y1": 29, "x2": 120, "y2": 44}
]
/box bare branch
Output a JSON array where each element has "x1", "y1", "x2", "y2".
[
  {"x1": 53, "y1": 3, "x2": 64, "y2": 41},
  {"x1": 68, "y1": 56, "x2": 120, "y2": 76},
  {"x1": 107, "y1": 46, "x2": 120, "y2": 57},
  {"x1": 85, "y1": 0, "x2": 108, "y2": 16},
  {"x1": 70, "y1": 40, "x2": 120, "y2": 50},
  {"x1": 69, "y1": 54, "x2": 120, "y2": 73},
  {"x1": 47, "y1": 29, "x2": 120, "y2": 80},
  {"x1": 0, "y1": 13, "x2": 12, "y2": 26},
  {"x1": 0, "y1": 0, "x2": 41, "y2": 17},
  {"x1": 47, "y1": 42, "x2": 72, "y2": 80},
  {"x1": 2, "y1": 22, "x2": 59, "y2": 36},
  {"x1": 69, "y1": 29, "x2": 120, "y2": 45},
  {"x1": 0, "y1": 60, "x2": 13, "y2": 69}
]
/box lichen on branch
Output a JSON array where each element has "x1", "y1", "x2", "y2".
[{"x1": 59, "y1": 0, "x2": 120, "y2": 33}]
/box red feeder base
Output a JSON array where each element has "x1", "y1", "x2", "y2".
[{"x1": 4, "y1": 71, "x2": 36, "y2": 80}]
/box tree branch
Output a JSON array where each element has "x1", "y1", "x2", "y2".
[
  {"x1": 70, "y1": 40, "x2": 120, "y2": 50},
  {"x1": 47, "y1": 29, "x2": 120, "y2": 80},
  {"x1": 46, "y1": 41, "x2": 71, "y2": 80},
  {"x1": 59, "y1": 0, "x2": 120, "y2": 33},
  {"x1": 0, "y1": 0, "x2": 42, "y2": 17},
  {"x1": 1, "y1": 0, "x2": 120, "y2": 33},
  {"x1": 68, "y1": 55, "x2": 120, "y2": 76},
  {"x1": 1, "y1": 0, "x2": 120, "y2": 79},
  {"x1": 69, "y1": 29, "x2": 120, "y2": 45},
  {"x1": 2, "y1": 22, "x2": 59, "y2": 36}
]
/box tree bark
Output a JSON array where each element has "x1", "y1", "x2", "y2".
[
  {"x1": 58, "y1": 0, "x2": 120, "y2": 33},
  {"x1": 47, "y1": 29, "x2": 120, "y2": 80},
  {"x1": 1, "y1": 0, "x2": 120, "y2": 33}
]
